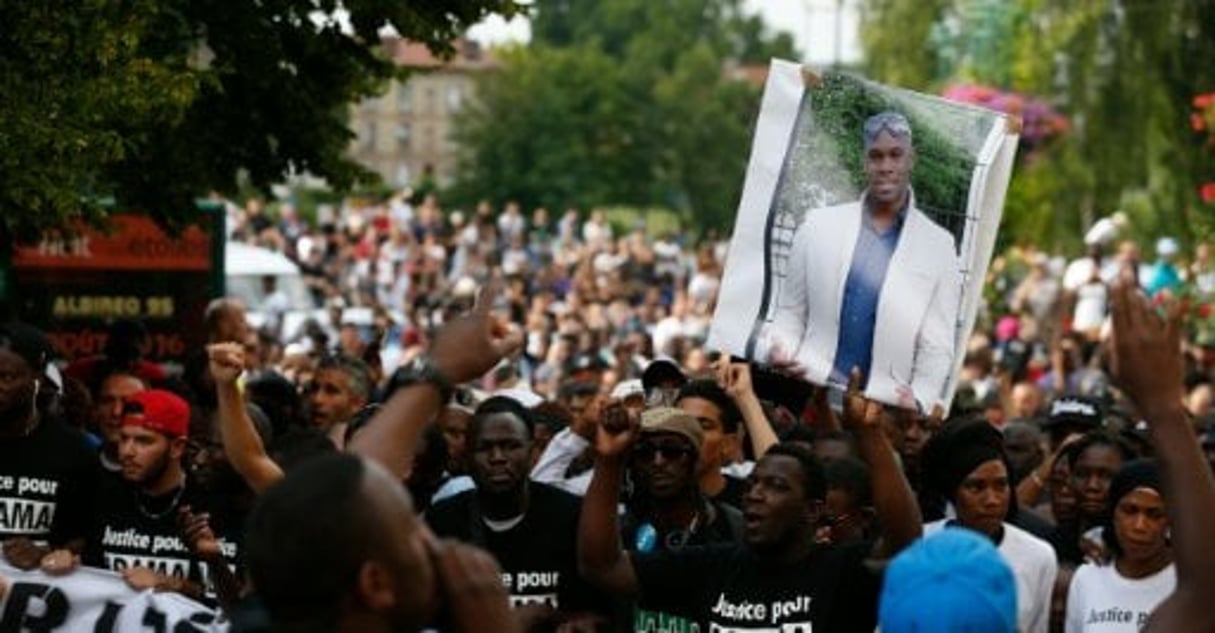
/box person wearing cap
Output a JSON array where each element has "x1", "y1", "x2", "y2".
[
  {"x1": 880, "y1": 528, "x2": 1018, "y2": 633},
  {"x1": 1064, "y1": 460, "x2": 1175, "y2": 632},
  {"x1": 1014, "y1": 397, "x2": 1106, "y2": 517},
  {"x1": 622, "y1": 407, "x2": 744, "y2": 631},
  {"x1": 624, "y1": 406, "x2": 745, "y2": 544},
  {"x1": 0, "y1": 322, "x2": 99, "y2": 560},
  {"x1": 579, "y1": 375, "x2": 922, "y2": 631},
  {"x1": 921, "y1": 418, "x2": 1058, "y2": 633},
  {"x1": 1043, "y1": 396, "x2": 1106, "y2": 452},
  {"x1": 79, "y1": 389, "x2": 233, "y2": 597},
  {"x1": 610, "y1": 379, "x2": 646, "y2": 417},
  {"x1": 642, "y1": 356, "x2": 687, "y2": 408},
  {"x1": 425, "y1": 396, "x2": 610, "y2": 624},
  {"x1": 565, "y1": 352, "x2": 608, "y2": 386},
  {"x1": 764, "y1": 111, "x2": 963, "y2": 414},
  {"x1": 1145, "y1": 237, "x2": 1182, "y2": 298}
]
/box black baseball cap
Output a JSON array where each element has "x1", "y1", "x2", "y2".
[
  {"x1": 642, "y1": 357, "x2": 686, "y2": 393},
  {"x1": 1045, "y1": 396, "x2": 1103, "y2": 429}
]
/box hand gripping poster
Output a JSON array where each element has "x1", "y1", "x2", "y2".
[{"x1": 707, "y1": 60, "x2": 1019, "y2": 414}]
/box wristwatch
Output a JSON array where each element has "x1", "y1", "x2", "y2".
[{"x1": 403, "y1": 356, "x2": 455, "y2": 404}]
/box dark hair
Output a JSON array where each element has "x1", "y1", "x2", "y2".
[
  {"x1": 269, "y1": 428, "x2": 339, "y2": 473},
  {"x1": 676, "y1": 379, "x2": 742, "y2": 434},
  {"x1": 825, "y1": 457, "x2": 873, "y2": 509},
  {"x1": 246, "y1": 454, "x2": 382, "y2": 628},
  {"x1": 204, "y1": 298, "x2": 242, "y2": 338},
  {"x1": 763, "y1": 442, "x2": 827, "y2": 502},
  {"x1": 779, "y1": 424, "x2": 818, "y2": 446},
  {"x1": 1066, "y1": 431, "x2": 1137, "y2": 470},
  {"x1": 557, "y1": 380, "x2": 599, "y2": 402},
  {"x1": 317, "y1": 353, "x2": 373, "y2": 402},
  {"x1": 532, "y1": 401, "x2": 573, "y2": 433},
  {"x1": 470, "y1": 396, "x2": 536, "y2": 442},
  {"x1": 246, "y1": 371, "x2": 308, "y2": 438}
]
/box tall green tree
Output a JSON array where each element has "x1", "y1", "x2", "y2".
[
  {"x1": 453, "y1": 0, "x2": 796, "y2": 231},
  {"x1": 861, "y1": 0, "x2": 1215, "y2": 250},
  {"x1": 0, "y1": 0, "x2": 520, "y2": 242}
]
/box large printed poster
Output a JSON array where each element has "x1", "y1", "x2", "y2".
[{"x1": 707, "y1": 60, "x2": 1019, "y2": 413}]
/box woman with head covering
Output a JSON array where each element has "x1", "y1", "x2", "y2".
[
  {"x1": 1064, "y1": 460, "x2": 1175, "y2": 632},
  {"x1": 921, "y1": 417, "x2": 1059, "y2": 633}
]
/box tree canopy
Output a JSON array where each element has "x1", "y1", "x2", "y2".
[
  {"x1": 449, "y1": 0, "x2": 796, "y2": 232},
  {"x1": 860, "y1": 0, "x2": 1215, "y2": 250},
  {"x1": 0, "y1": 0, "x2": 520, "y2": 242}
]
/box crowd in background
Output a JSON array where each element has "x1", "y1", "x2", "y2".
[{"x1": 1, "y1": 195, "x2": 1214, "y2": 632}]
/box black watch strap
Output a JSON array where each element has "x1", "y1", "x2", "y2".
[{"x1": 408, "y1": 357, "x2": 455, "y2": 403}]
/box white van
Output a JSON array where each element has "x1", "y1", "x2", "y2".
[{"x1": 224, "y1": 242, "x2": 317, "y2": 336}]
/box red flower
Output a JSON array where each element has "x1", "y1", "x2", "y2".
[
  {"x1": 1194, "y1": 113, "x2": 1208, "y2": 132},
  {"x1": 1200, "y1": 304, "x2": 1213, "y2": 319},
  {"x1": 1194, "y1": 93, "x2": 1215, "y2": 109},
  {"x1": 1202, "y1": 183, "x2": 1215, "y2": 204}
]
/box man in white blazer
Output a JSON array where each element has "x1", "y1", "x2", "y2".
[{"x1": 766, "y1": 111, "x2": 962, "y2": 413}]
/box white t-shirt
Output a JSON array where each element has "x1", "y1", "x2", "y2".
[
  {"x1": 924, "y1": 520, "x2": 1057, "y2": 633},
  {"x1": 1073, "y1": 282, "x2": 1109, "y2": 332},
  {"x1": 1065, "y1": 561, "x2": 1175, "y2": 633}
]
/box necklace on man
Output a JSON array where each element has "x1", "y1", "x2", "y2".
[{"x1": 135, "y1": 479, "x2": 187, "y2": 520}]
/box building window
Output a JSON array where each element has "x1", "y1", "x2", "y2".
[
  {"x1": 396, "y1": 83, "x2": 412, "y2": 112},
  {"x1": 446, "y1": 86, "x2": 463, "y2": 112},
  {"x1": 364, "y1": 122, "x2": 377, "y2": 151},
  {"x1": 426, "y1": 87, "x2": 437, "y2": 114},
  {"x1": 396, "y1": 123, "x2": 411, "y2": 150},
  {"x1": 423, "y1": 127, "x2": 434, "y2": 153}
]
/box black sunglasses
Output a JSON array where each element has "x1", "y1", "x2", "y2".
[{"x1": 633, "y1": 442, "x2": 694, "y2": 461}]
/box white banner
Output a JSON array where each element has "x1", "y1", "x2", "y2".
[{"x1": 0, "y1": 557, "x2": 227, "y2": 632}]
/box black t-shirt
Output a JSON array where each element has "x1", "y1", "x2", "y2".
[
  {"x1": 426, "y1": 483, "x2": 608, "y2": 616},
  {"x1": 83, "y1": 476, "x2": 241, "y2": 596},
  {"x1": 0, "y1": 418, "x2": 98, "y2": 545},
  {"x1": 624, "y1": 500, "x2": 745, "y2": 632},
  {"x1": 633, "y1": 541, "x2": 881, "y2": 632},
  {"x1": 621, "y1": 500, "x2": 744, "y2": 553}
]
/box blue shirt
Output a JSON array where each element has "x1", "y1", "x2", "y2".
[{"x1": 831, "y1": 202, "x2": 906, "y2": 386}]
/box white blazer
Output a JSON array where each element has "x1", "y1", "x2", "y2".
[{"x1": 766, "y1": 193, "x2": 962, "y2": 411}]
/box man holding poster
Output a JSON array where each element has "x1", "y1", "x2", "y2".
[{"x1": 766, "y1": 111, "x2": 962, "y2": 413}]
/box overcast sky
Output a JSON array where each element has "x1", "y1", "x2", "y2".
[{"x1": 466, "y1": 0, "x2": 861, "y2": 66}]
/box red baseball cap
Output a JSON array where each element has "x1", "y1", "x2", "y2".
[{"x1": 122, "y1": 389, "x2": 190, "y2": 438}]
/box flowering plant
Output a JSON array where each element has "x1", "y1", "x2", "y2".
[
  {"x1": 943, "y1": 84, "x2": 1069, "y2": 151},
  {"x1": 1193, "y1": 92, "x2": 1215, "y2": 205}
]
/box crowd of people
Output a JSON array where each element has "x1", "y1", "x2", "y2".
[{"x1": 2, "y1": 195, "x2": 1215, "y2": 632}]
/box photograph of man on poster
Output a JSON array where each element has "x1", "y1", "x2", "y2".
[{"x1": 764, "y1": 111, "x2": 963, "y2": 413}]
